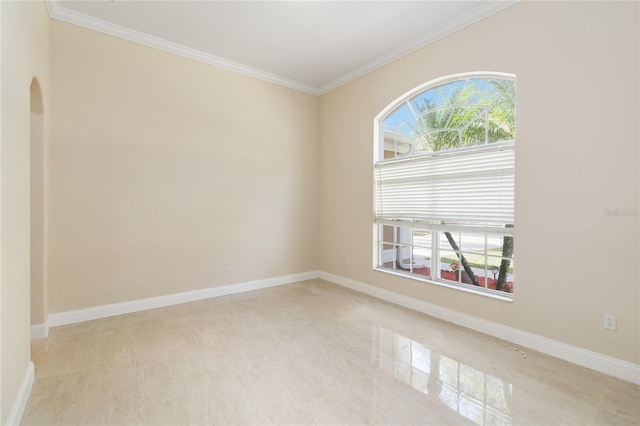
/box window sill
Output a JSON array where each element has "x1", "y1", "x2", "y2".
[{"x1": 373, "y1": 267, "x2": 514, "y2": 303}]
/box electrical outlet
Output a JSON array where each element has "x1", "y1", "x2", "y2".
[
  {"x1": 604, "y1": 314, "x2": 616, "y2": 330},
  {"x1": 346, "y1": 257, "x2": 352, "y2": 267},
  {"x1": 225, "y1": 263, "x2": 231, "y2": 272}
]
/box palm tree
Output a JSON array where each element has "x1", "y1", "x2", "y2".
[{"x1": 408, "y1": 78, "x2": 515, "y2": 289}]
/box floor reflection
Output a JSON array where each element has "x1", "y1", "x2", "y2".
[{"x1": 373, "y1": 326, "x2": 513, "y2": 425}]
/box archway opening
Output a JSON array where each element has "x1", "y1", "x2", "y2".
[{"x1": 30, "y1": 77, "x2": 46, "y2": 330}]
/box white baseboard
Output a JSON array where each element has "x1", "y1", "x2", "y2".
[
  {"x1": 318, "y1": 271, "x2": 640, "y2": 385},
  {"x1": 30, "y1": 323, "x2": 49, "y2": 340},
  {"x1": 48, "y1": 271, "x2": 319, "y2": 327},
  {"x1": 6, "y1": 361, "x2": 34, "y2": 426},
  {"x1": 41, "y1": 269, "x2": 639, "y2": 385}
]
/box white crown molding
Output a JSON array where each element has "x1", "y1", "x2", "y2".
[
  {"x1": 45, "y1": 1, "x2": 322, "y2": 95},
  {"x1": 47, "y1": 271, "x2": 320, "y2": 327},
  {"x1": 318, "y1": 0, "x2": 518, "y2": 94},
  {"x1": 318, "y1": 271, "x2": 640, "y2": 385},
  {"x1": 6, "y1": 362, "x2": 35, "y2": 426},
  {"x1": 46, "y1": 0, "x2": 517, "y2": 96}
]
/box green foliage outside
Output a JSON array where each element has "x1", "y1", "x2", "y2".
[{"x1": 410, "y1": 78, "x2": 515, "y2": 153}]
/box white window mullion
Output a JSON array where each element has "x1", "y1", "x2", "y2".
[{"x1": 433, "y1": 228, "x2": 440, "y2": 280}]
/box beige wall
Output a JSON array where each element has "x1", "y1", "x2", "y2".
[
  {"x1": 319, "y1": 1, "x2": 639, "y2": 364},
  {"x1": 48, "y1": 20, "x2": 319, "y2": 313},
  {"x1": 0, "y1": 1, "x2": 49, "y2": 422}
]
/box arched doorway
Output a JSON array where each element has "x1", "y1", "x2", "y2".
[{"x1": 30, "y1": 77, "x2": 46, "y2": 334}]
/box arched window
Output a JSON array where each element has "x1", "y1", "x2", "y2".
[{"x1": 373, "y1": 72, "x2": 515, "y2": 298}]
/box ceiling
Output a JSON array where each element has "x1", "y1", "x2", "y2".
[{"x1": 48, "y1": 1, "x2": 515, "y2": 95}]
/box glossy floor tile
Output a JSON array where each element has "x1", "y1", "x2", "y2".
[{"x1": 23, "y1": 279, "x2": 639, "y2": 425}]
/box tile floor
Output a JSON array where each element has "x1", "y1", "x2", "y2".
[{"x1": 23, "y1": 279, "x2": 640, "y2": 425}]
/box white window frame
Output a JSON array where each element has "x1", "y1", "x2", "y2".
[{"x1": 373, "y1": 72, "x2": 515, "y2": 301}]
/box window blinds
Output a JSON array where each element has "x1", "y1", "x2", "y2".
[{"x1": 374, "y1": 142, "x2": 514, "y2": 227}]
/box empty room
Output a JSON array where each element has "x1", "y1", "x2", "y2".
[{"x1": 1, "y1": 0, "x2": 639, "y2": 424}]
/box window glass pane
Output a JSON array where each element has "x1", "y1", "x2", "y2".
[
  {"x1": 459, "y1": 233, "x2": 484, "y2": 253},
  {"x1": 379, "y1": 225, "x2": 394, "y2": 268},
  {"x1": 456, "y1": 254, "x2": 484, "y2": 286},
  {"x1": 381, "y1": 225, "x2": 395, "y2": 243},
  {"x1": 439, "y1": 250, "x2": 459, "y2": 283},
  {"x1": 397, "y1": 121, "x2": 417, "y2": 138},
  {"x1": 383, "y1": 150, "x2": 397, "y2": 160},
  {"x1": 380, "y1": 242, "x2": 395, "y2": 269},
  {"x1": 465, "y1": 78, "x2": 504, "y2": 105},
  {"x1": 504, "y1": 259, "x2": 514, "y2": 293},
  {"x1": 486, "y1": 235, "x2": 503, "y2": 254},
  {"x1": 383, "y1": 103, "x2": 413, "y2": 130},
  {"x1": 395, "y1": 225, "x2": 411, "y2": 244},
  {"x1": 486, "y1": 255, "x2": 502, "y2": 271},
  {"x1": 410, "y1": 246, "x2": 431, "y2": 278},
  {"x1": 458, "y1": 260, "x2": 485, "y2": 287},
  {"x1": 412, "y1": 229, "x2": 432, "y2": 248},
  {"x1": 395, "y1": 244, "x2": 412, "y2": 271},
  {"x1": 487, "y1": 235, "x2": 514, "y2": 259},
  {"x1": 409, "y1": 80, "x2": 467, "y2": 114},
  {"x1": 457, "y1": 250, "x2": 484, "y2": 272},
  {"x1": 408, "y1": 91, "x2": 436, "y2": 115},
  {"x1": 486, "y1": 256, "x2": 501, "y2": 290},
  {"x1": 439, "y1": 232, "x2": 460, "y2": 251},
  {"x1": 426, "y1": 129, "x2": 461, "y2": 151},
  {"x1": 486, "y1": 79, "x2": 516, "y2": 143},
  {"x1": 383, "y1": 131, "x2": 413, "y2": 159},
  {"x1": 461, "y1": 116, "x2": 486, "y2": 147},
  {"x1": 447, "y1": 106, "x2": 469, "y2": 128},
  {"x1": 487, "y1": 256, "x2": 514, "y2": 293}
]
